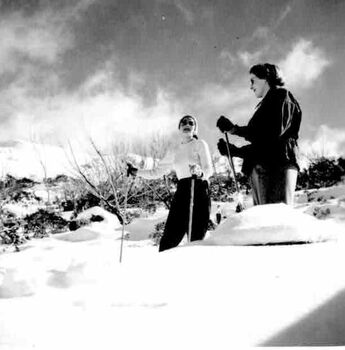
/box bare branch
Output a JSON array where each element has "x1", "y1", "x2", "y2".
[
  {"x1": 67, "y1": 141, "x2": 123, "y2": 222},
  {"x1": 89, "y1": 138, "x2": 122, "y2": 210}
]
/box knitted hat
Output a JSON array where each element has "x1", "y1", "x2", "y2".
[{"x1": 178, "y1": 115, "x2": 198, "y2": 137}]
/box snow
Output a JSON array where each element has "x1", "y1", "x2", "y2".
[
  {"x1": 76, "y1": 206, "x2": 122, "y2": 229},
  {"x1": 1, "y1": 185, "x2": 345, "y2": 348},
  {"x1": 125, "y1": 206, "x2": 168, "y2": 241},
  {"x1": 3, "y1": 202, "x2": 42, "y2": 217},
  {"x1": 202, "y1": 203, "x2": 343, "y2": 246},
  {"x1": 0, "y1": 139, "x2": 91, "y2": 180},
  {"x1": 0, "y1": 140, "x2": 72, "y2": 180}
]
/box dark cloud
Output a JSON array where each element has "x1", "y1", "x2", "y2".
[
  {"x1": 0, "y1": 0, "x2": 40, "y2": 13},
  {"x1": 55, "y1": 1, "x2": 245, "y2": 103},
  {"x1": 60, "y1": 0, "x2": 302, "y2": 103},
  {"x1": 0, "y1": 0, "x2": 344, "y2": 151},
  {"x1": 0, "y1": 0, "x2": 300, "y2": 104}
]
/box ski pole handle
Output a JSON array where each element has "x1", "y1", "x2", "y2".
[{"x1": 189, "y1": 164, "x2": 202, "y2": 178}]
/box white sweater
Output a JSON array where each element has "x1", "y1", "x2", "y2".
[{"x1": 138, "y1": 138, "x2": 214, "y2": 180}]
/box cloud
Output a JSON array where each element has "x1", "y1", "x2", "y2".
[
  {"x1": 0, "y1": 15, "x2": 66, "y2": 70},
  {"x1": 237, "y1": 49, "x2": 265, "y2": 67},
  {"x1": 235, "y1": 4, "x2": 292, "y2": 67},
  {"x1": 232, "y1": 38, "x2": 331, "y2": 92},
  {"x1": 156, "y1": 0, "x2": 195, "y2": 24},
  {"x1": 252, "y1": 26, "x2": 271, "y2": 40},
  {"x1": 230, "y1": 27, "x2": 273, "y2": 67},
  {"x1": 174, "y1": 0, "x2": 195, "y2": 25},
  {"x1": 276, "y1": 4, "x2": 292, "y2": 27},
  {"x1": 220, "y1": 45, "x2": 266, "y2": 69},
  {"x1": 0, "y1": 0, "x2": 95, "y2": 73},
  {"x1": 219, "y1": 50, "x2": 236, "y2": 64},
  {"x1": 299, "y1": 125, "x2": 345, "y2": 160},
  {"x1": 195, "y1": 81, "x2": 256, "y2": 144},
  {"x1": 199, "y1": 83, "x2": 250, "y2": 112},
  {"x1": 252, "y1": 4, "x2": 291, "y2": 38},
  {"x1": 279, "y1": 39, "x2": 331, "y2": 88},
  {"x1": 0, "y1": 66, "x2": 181, "y2": 149}
]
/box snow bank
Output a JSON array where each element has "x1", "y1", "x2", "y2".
[
  {"x1": 3, "y1": 203, "x2": 42, "y2": 217},
  {"x1": 53, "y1": 206, "x2": 122, "y2": 243},
  {"x1": 303, "y1": 200, "x2": 345, "y2": 222},
  {"x1": 1, "y1": 193, "x2": 345, "y2": 348},
  {"x1": 202, "y1": 203, "x2": 343, "y2": 246},
  {"x1": 294, "y1": 184, "x2": 345, "y2": 223},
  {"x1": 76, "y1": 206, "x2": 121, "y2": 228},
  {"x1": 54, "y1": 228, "x2": 101, "y2": 242},
  {"x1": 295, "y1": 184, "x2": 345, "y2": 204},
  {"x1": 0, "y1": 267, "x2": 36, "y2": 298}
]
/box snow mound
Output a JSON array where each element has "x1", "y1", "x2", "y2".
[
  {"x1": 53, "y1": 207, "x2": 122, "y2": 243},
  {"x1": 295, "y1": 184, "x2": 345, "y2": 204},
  {"x1": 54, "y1": 228, "x2": 100, "y2": 242},
  {"x1": 76, "y1": 206, "x2": 121, "y2": 229},
  {"x1": 202, "y1": 203, "x2": 343, "y2": 246},
  {"x1": 4, "y1": 203, "x2": 42, "y2": 218},
  {"x1": 0, "y1": 268, "x2": 36, "y2": 298},
  {"x1": 303, "y1": 201, "x2": 345, "y2": 222}
]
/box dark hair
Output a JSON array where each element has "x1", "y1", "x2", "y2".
[
  {"x1": 249, "y1": 63, "x2": 284, "y2": 88},
  {"x1": 178, "y1": 115, "x2": 198, "y2": 139}
]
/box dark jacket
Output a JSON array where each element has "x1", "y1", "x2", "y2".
[{"x1": 232, "y1": 87, "x2": 302, "y2": 175}]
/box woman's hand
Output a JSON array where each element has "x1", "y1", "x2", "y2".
[
  {"x1": 189, "y1": 164, "x2": 203, "y2": 178},
  {"x1": 216, "y1": 115, "x2": 236, "y2": 134}
]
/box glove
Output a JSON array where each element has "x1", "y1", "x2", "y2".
[
  {"x1": 217, "y1": 138, "x2": 238, "y2": 157},
  {"x1": 216, "y1": 115, "x2": 236, "y2": 133},
  {"x1": 189, "y1": 164, "x2": 203, "y2": 178},
  {"x1": 126, "y1": 162, "x2": 138, "y2": 177}
]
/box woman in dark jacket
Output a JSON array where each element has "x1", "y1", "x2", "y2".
[{"x1": 217, "y1": 63, "x2": 302, "y2": 205}]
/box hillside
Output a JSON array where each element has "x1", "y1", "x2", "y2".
[
  {"x1": 1, "y1": 184, "x2": 345, "y2": 348},
  {"x1": 0, "y1": 140, "x2": 73, "y2": 180}
]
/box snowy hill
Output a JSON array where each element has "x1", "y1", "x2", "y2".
[
  {"x1": 0, "y1": 140, "x2": 73, "y2": 180},
  {"x1": 1, "y1": 184, "x2": 345, "y2": 348}
]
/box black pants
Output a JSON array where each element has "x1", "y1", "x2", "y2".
[{"x1": 159, "y1": 178, "x2": 210, "y2": 252}]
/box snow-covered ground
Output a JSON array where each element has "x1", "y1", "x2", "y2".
[{"x1": 1, "y1": 185, "x2": 345, "y2": 349}]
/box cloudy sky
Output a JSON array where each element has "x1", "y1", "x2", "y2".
[{"x1": 0, "y1": 0, "x2": 344, "y2": 158}]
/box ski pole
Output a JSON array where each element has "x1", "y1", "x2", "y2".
[
  {"x1": 224, "y1": 132, "x2": 240, "y2": 193},
  {"x1": 224, "y1": 132, "x2": 244, "y2": 212},
  {"x1": 187, "y1": 174, "x2": 197, "y2": 243},
  {"x1": 119, "y1": 170, "x2": 135, "y2": 263}
]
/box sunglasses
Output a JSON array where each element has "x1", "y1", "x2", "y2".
[{"x1": 180, "y1": 120, "x2": 195, "y2": 126}]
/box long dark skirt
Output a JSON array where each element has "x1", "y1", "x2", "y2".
[{"x1": 159, "y1": 178, "x2": 210, "y2": 252}]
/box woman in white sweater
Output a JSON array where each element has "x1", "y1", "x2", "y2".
[{"x1": 129, "y1": 115, "x2": 213, "y2": 252}]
